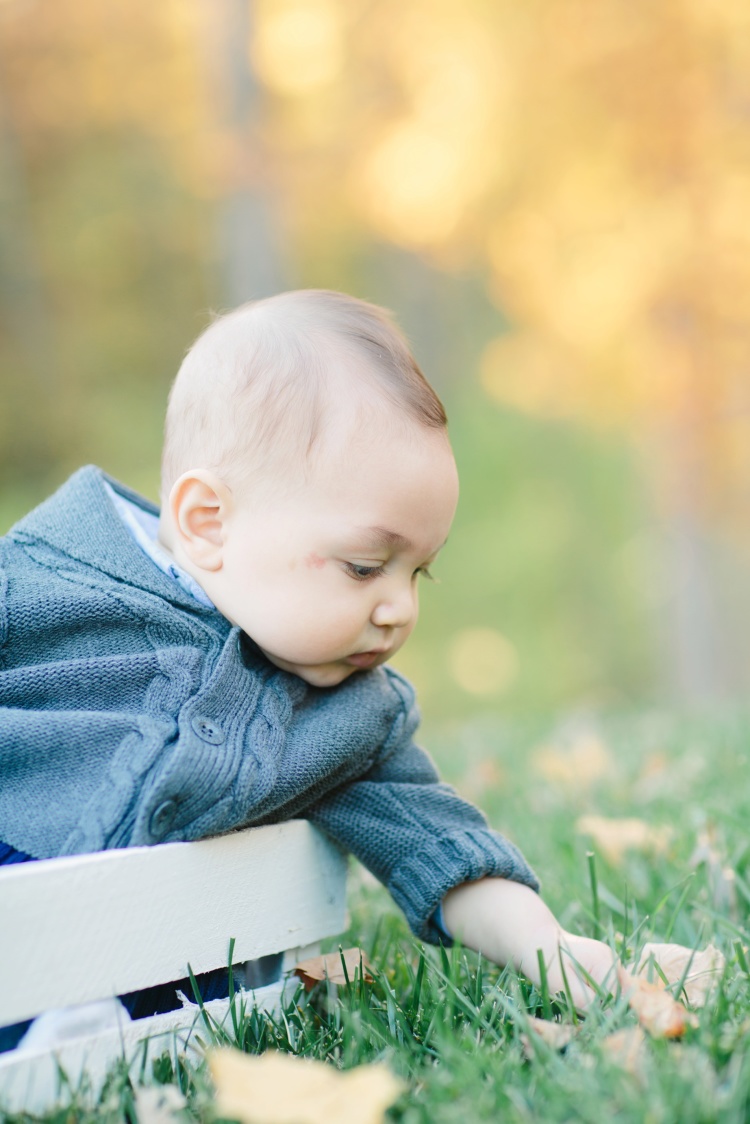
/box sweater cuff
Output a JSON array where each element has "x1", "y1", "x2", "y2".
[{"x1": 388, "y1": 829, "x2": 540, "y2": 944}]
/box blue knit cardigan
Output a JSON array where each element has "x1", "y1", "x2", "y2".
[{"x1": 0, "y1": 467, "x2": 538, "y2": 941}]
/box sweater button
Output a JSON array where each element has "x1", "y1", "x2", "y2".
[
  {"x1": 191, "y1": 716, "x2": 225, "y2": 745},
  {"x1": 149, "y1": 799, "x2": 178, "y2": 839}
]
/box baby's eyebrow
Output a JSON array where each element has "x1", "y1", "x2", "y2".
[
  {"x1": 355, "y1": 525, "x2": 413, "y2": 551},
  {"x1": 355, "y1": 525, "x2": 448, "y2": 555}
]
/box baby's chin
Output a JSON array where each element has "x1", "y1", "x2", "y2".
[{"x1": 259, "y1": 649, "x2": 360, "y2": 689}]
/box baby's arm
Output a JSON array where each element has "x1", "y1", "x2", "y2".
[
  {"x1": 307, "y1": 667, "x2": 614, "y2": 1007},
  {"x1": 442, "y1": 877, "x2": 616, "y2": 1011}
]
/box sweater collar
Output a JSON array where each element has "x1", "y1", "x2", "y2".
[{"x1": 10, "y1": 465, "x2": 224, "y2": 615}]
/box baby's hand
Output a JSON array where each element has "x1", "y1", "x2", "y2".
[
  {"x1": 442, "y1": 877, "x2": 617, "y2": 1013},
  {"x1": 542, "y1": 930, "x2": 618, "y2": 1010}
]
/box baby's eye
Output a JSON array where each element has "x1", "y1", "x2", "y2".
[
  {"x1": 344, "y1": 562, "x2": 386, "y2": 581},
  {"x1": 414, "y1": 565, "x2": 435, "y2": 581}
]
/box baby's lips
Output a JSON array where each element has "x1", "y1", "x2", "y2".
[{"x1": 346, "y1": 649, "x2": 390, "y2": 668}]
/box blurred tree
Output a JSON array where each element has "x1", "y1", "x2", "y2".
[
  {"x1": 0, "y1": 82, "x2": 62, "y2": 478},
  {"x1": 212, "y1": 0, "x2": 286, "y2": 303},
  {"x1": 244, "y1": 0, "x2": 750, "y2": 699},
  {"x1": 0, "y1": 0, "x2": 213, "y2": 496},
  {"x1": 1, "y1": 0, "x2": 748, "y2": 705}
]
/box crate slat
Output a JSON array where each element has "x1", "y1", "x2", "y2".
[
  {"x1": 0, "y1": 821, "x2": 348, "y2": 1026},
  {"x1": 0, "y1": 976, "x2": 287, "y2": 1114}
]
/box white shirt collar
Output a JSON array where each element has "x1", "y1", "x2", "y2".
[{"x1": 103, "y1": 481, "x2": 215, "y2": 609}]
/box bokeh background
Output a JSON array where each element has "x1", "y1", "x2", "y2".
[{"x1": 2, "y1": 0, "x2": 750, "y2": 725}]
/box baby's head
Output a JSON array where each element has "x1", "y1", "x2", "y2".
[{"x1": 159, "y1": 290, "x2": 459, "y2": 687}]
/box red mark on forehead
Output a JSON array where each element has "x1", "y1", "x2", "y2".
[{"x1": 304, "y1": 551, "x2": 326, "y2": 569}]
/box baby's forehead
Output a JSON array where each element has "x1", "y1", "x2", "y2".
[{"x1": 259, "y1": 391, "x2": 449, "y2": 498}]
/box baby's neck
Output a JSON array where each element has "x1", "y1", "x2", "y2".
[{"x1": 156, "y1": 511, "x2": 176, "y2": 559}]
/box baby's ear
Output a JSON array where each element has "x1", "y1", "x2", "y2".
[{"x1": 169, "y1": 470, "x2": 230, "y2": 571}]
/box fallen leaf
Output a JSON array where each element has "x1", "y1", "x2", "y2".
[
  {"x1": 689, "y1": 826, "x2": 737, "y2": 915},
  {"x1": 618, "y1": 966, "x2": 696, "y2": 1038},
  {"x1": 635, "y1": 942, "x2": 726, "y2": 1007},
  {"x1": 639, "y1": 751, "x2": 670, "y2": 782},
  {"x1": 635, "y1": 751, "x2": 707, "y2": 803},
  {"x1": 208, "y1": 1048, "x2": 403, "y2": 1124},
  {"x1": 133, "y1": 1084, "x2": 187, "y2": 1124},
  {"x1": 670, "y1": 1043, "x2": 721, "y2": 1098},
  {"x1": 600, "y1": 1027, "x2": 647, "y2": 1076},
  {"x1": 520, "y1": 1016, "x2": 578, "y2": 1058},
  {"x1": 293, "y1": 948, "x2": 373, "y2": 991},
  {"x1": 459, "y1": 758, "x2": 507, "y2": 801},
  {"x1": 532, "y1": 733, "x2": 613, "y2": 789},
  {"x1": 575, "y1": 815, "x2": 672, "y2": 865}
]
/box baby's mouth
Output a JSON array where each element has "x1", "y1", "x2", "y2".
[{"x1": 345, "y1": 649, "x2": 389, "y2": 669}]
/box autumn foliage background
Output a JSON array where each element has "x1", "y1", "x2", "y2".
[{"x1": 2, "y1": 0, "x2": 750, "y2": 722}]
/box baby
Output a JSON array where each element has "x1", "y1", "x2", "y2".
[{"x1": 0, "y1": 290, "x2": 613, "y2": 1023}]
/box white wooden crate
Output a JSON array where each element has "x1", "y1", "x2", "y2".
[{"x1": 0, "y1": 821, "x2": 348, "y2": 1114}]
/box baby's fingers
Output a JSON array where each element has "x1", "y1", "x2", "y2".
[
  {"x1": 543, "y1": 953, "x2": 599, "y2": 1012},
  {"x1": 546, "y1": 936, "x2": 618, "y2": 1012}
]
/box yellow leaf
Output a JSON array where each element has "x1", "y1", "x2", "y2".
[
  {"x1": 293, "y1": 948, "x2": 373, "y2": 991},
  {"x1": 532, "y1": 734, "x2": 613, "y2": 790},
  {"x1": 635, "y1": 942, "x2": 725, "y2": 1008},
  {"x1": 458, "y1": 758, "x2": 507, "y2": 802},
  {"x1": 575, "y1": 815, "x2": 672, "y2": 865},
  {"x1": 600, "y1": 1027, "x2": 648, "y2": 1076},
  {"x1": 209, "y1": 1049, "x2": 404, "y2": 1124},
  {"x1": 521, "y1": 1016, "x2": 578, "y2": 1059},
  {"x1": 618, "y1": 967, "x2": 696, "y2": 1039}
]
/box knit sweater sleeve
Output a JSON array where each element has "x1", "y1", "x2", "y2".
[{"x1": 306, "y1": 672, "x2": 539, "y2": 943}]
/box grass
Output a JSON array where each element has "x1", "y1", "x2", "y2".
[{"x1": 4, "y1": 710, "x2": 750, "y2": 1123}]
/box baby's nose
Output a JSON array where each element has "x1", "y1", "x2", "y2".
[{"x1": 370, "y1": 586, "x2": 416, "y2": 630}]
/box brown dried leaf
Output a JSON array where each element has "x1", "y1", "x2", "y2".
[
  {"x1": 618, "y1": 966, "x2": 697, "y2": 1038},
  {"x1": 521, "y1": 1016, "x2": 578, "y2": 1058},
  {"x1": 293, "y1": 948, "x2": 373, "y2": 992},
  {"x1": 600, "y1": 1027, "x2": 648, "y2": 1076},
  {"x1": 208, "y1": 1048, "x2": 403, "y2": 1124},
  {"x1": 575, "y1": 814, "x2": 672, "y2": 865},
  {"x1": 635, "y1": 942, "x2": 725, "y2": 1007},
  {"x1": 459, "y1": 758, "x2": 507, "y2": 801},
  {"x1": 532, "y1": 734, "x2": 613, "y2": 790}
]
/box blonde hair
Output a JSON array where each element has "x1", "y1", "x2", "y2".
[{"x1": 161, "y1": 289, "x2": 447, "y2": 499}]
